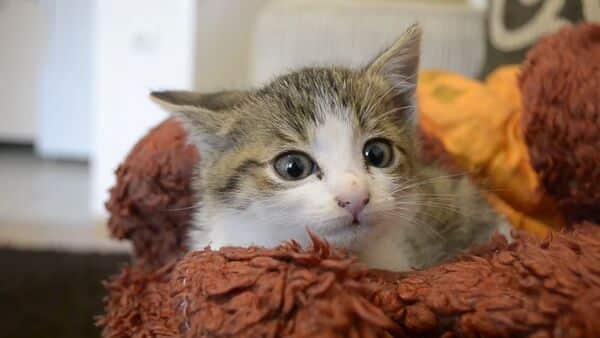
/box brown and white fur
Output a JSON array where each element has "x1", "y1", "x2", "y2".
[{"x1": 152, "y1": 24, "x2": 509, "y2": 271}]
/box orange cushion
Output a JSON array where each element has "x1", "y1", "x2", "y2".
[{"x1": 417, "y1": 66, "x2": 563, "y2": 236}]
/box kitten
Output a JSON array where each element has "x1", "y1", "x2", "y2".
[{"x1": 152, "y1": 24, "x2": 509, "y2": 271}]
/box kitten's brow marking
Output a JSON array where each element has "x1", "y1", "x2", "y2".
[{"x1": 218, "y1": 159, "x2": 264, "y2": 195}]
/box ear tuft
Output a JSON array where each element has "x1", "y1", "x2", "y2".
[
  {"x1": 150, "y1": 90, "x2": 243, "y2": 156},
  {"x1": 367, "y1": 23, "x2": 422, "y2": 93},
  {"x1": 151, "y1": 90, "x2": 246, "y2": 111},
  {"x1": 149, "y1": 90, "x2": 175, "y2": 103},
  {"x1": 150, "y1": 90, "x2": 198, "y2": 114}
]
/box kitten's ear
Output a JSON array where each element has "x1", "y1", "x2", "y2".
[
  {"x1": 150, "y1": 90, "x2": 245, "y2": 154},
  {"x1": 366, "y1": 23, "x2": 422, "y2": 95}
]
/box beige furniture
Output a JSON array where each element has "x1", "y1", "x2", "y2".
[{"x1": 249, "y1": 0, "x2": 486, "y2": 85}]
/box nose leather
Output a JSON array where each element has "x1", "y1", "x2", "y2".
[
  {"x1": 333, "y1": 172, "x2": 370, "y2": 217},
  {"x1": 336, "y1": 195, "x2": 370, "y2": 217}
]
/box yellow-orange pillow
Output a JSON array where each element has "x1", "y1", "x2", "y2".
[{"x1": 417, "y1": 66, "x2": 563, "y2": 236}]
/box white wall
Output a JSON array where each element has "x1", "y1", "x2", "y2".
[
  {"x1": 37, "y1": 0, "x2": 93, "y2": 159},
  {"x1": 91, "y1": 0, "x2": 197, "y2": 217},
  {"x1": 0, "y1": 0, "x2": 46, "y2": 143}
]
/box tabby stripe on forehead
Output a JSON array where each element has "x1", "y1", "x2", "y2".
[
  {"x1": 272, "y1": 129, "x2": 296, "y2": 144},
  {"x1": 218, "y1": 159, "x2": 264, "y2": 194}
]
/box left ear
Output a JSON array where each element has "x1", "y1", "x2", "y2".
[
  {"x1": 366, "y1": 23, "x2": 422, "y2": 95},
  {"x1": 150, "y1": 90, "x2": 246, "y2": 158}
]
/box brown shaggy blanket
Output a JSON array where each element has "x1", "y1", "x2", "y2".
[{"x1": 99, "y1": 24, "x2": 599, "y2": 337}]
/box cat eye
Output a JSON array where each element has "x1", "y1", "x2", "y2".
[
  {"x1": 273, "y1": 151, "x2": 315, "y2": 180},
  {"x1": 363, "y1": 139, "x2": 394, "y2": 168}
]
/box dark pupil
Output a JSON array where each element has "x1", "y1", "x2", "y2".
[
  {"x1": 286, "y1": 157, "x2": 305, "y2": 178},
  {"x1": 366, "y1": 145, "x2": 385, "y2": 166}
]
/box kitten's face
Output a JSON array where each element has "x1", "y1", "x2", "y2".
[{"x1": 153, "y1": 25, "x2": 421, "y2": 250}]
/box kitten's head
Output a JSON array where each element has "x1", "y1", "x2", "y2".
[{"x1": 152, "y1": 24, "x2": 422, "y2": 249}]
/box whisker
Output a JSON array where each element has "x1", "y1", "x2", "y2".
[
  {"x1": 377, "y1": 105, "x2": 414, "y2": 121},
  {"x1": 390, "y1": 173, "x2": 470, "y2": 194},
  {"x1": 365, "y1": 85, "x2": 395, "y2": 116},
  {"x1": 165, "y1": 204, "x2": 202, "y2": 212},
  {"x1": 392, "y1": 211, "x2": 446, "y2": 242}
]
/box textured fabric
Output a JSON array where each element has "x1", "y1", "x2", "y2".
[
  {"x1": 520, "y1": 23, "x2": 600, "y2": 225},
  {"x1": 418, "y1": 66, "x2": 564, "y2": 236},
  {"x1": 105, "y1": 119, "x2": 198, "y2": 266},
  {"x1": 251, "y1": 0, "x2": 486, "y2": 83},
  {"x1": 100, "y1": 224, "x2": 600, "y2": 337},
  {"x1": 100, "y1": 23, "x2": 600, "y2": 338}
]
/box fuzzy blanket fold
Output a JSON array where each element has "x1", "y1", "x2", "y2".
[
  {"x1": 100, "y1": 24, "x2": 599, "y2": 337},
  {"x1": 99, "y1": 224, "x2": 599, "y2": 337}
]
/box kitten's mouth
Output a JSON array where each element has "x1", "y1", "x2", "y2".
[{"x1": 324, "y1": 216, "x2": 364, "y2": 234}]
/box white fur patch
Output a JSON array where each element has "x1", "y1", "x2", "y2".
[
  {"x1": 189, "y1": 92, "x2": 504, "y2": 273},
  {"x1": 191, "y1": 97, "x2": 396, "y2": 251}
]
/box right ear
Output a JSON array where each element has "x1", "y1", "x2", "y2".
[
  {"x1": 365, "y1": 23, "x2": 422, "y2": 96},
  {"x1": 150, "y1": 90, "x2": 245, "y2": 154}
]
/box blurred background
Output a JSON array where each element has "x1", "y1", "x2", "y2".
[{"x1": 0, "y1": 0, "x2": 597, "y2": 337}]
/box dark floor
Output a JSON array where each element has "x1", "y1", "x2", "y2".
[{"x1": 0, "y1": 248, "x2": 129, "y2": 338}]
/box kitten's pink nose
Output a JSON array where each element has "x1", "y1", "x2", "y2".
[
  {"x1": 334, "y1": 174, "x2": 370, "y2": 218},
  {"x1": 336, "y1": 195, "x2": 370, "y2": 218}
]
